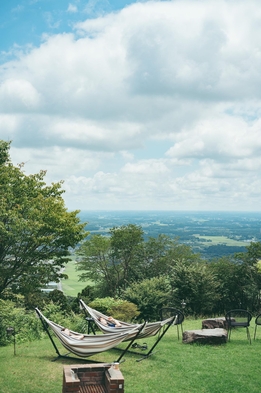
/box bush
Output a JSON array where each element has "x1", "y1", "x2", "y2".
[
  {"x1": 47, "y1": 289, "x2": 70, "y2": 312},
  {"x1": 0, "y1": 299, "x2": 43, "y2": 346},
  {"x1": 40, "y1": 302, "x2": 86, "y2": 333},
  {"x1": 88, "y1": 297, "x2": 140, "y2": 321},
  {"x1": 123, "y1": 276, "x2": 171, "y2": 322}
]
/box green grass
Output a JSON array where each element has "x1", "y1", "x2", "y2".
[
  {"x1": 194, "y1": 235, "x2": 248, "y2": 247},
  {"x1": 1, "y1": 319, "x2": 261, "y2": 393},
  {"x1": 61, "y1": 259, "x2": 90, "y2": 297}
]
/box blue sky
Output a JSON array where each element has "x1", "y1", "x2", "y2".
[
  {"x1": 1, "y1": 0, "x2": 134, "y2": 57},
  {"x1": 1, "y1": 0, "x2": 261, "y2": 211}
]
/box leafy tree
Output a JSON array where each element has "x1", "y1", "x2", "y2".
[
  {"x1": 234, "y1": 242, "x2": 261, "y2": 311},
  {"x1": 235, "y1": 242, "x2": 261, "y2": 265},
  {"x1": 143, "y1": 236, "x2": 200, "y2": 278},
  {"x1": 207, "y1": 242, "x2": 261, "y2": 314},
  {"x1": 76, "y1": 224, "x2": 144, "y2": 297},
  {"x1": 208, "y1": 257, "x2": 242, "y2": 314},
  {"x1": 47, "y1": 289, "x2": 70, "y2": 312},
  {"x1": 109, "y1": 224, "x2": 144, "y2": 290},
  {"x1": 76, "y1": 234, "x2": 114, "y2": 296},
  {"x1": 169, "y1": 260, "x2": 220, "y2": 316},
  {"x1": 123, "y1": 276, "x2": 171, "y2": 321},
  {"x1": 140, "y1": 234, "x2": 173, "y2": 279},
  {"x1": 0, "y1": 140, "x2": 87, "y2": 296}
]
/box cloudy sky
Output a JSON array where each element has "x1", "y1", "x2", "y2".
[{"x1": 1, "y1": 0, "x2": 261, "y2": 212}]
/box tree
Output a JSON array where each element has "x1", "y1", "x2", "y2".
[
  {"x1": 76, "y1": 224, "x2": 144, "y2": 297},
  {"x1": 141, "y1": 235, "x2": 201, "y2": 278},
  {"x1": 0, "y1": 140, "x2": 87, "y2": 296},
  {"x1": 123, "y1": 276, "x2": 171, "y2": 321},
  {"x1": 169, "y1": 260, "x2": 220, "y2": 316},
  {"x1": 109, "y1": 224, "x2": 144, "y2": 290},
  {"x1": 234, "y1": 242, "x2": 261, "y2": 311},
  {"x1": 76, "y1": 234, "x2": 114, "y2": 296},
  {"x1": 208, "y1": 257, "x2": 242, "y2": 314}
]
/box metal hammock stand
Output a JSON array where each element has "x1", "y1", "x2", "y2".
[
  {"x1": 35, "y1": 307, "x2": 145, "y2": 363},
  {"x1": 116, "y1": 316, "x2": 176, "y2": 362},
  {"x1": 79, "y1": 300, "x2": 177, "y2": 362}
]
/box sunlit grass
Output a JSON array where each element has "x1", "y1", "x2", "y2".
[
  {"x1": 194, "y1": 235, "x2": 247, "y2": 247},
  {"x1": 61, "y1": 258, "x2": 91, "y2": 297},
  {"x1": 1, "y1": 319, "x2": 261, "y2": 393}
]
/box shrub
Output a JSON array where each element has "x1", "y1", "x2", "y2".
[
  {"x1": 41, "y1": 302, "x2": 84, "y2": 332},
  {"x1": 89, "y1": 297, "x2": 140, "y2": 321},
  {"x1": 0, "y1": 299, "x2": 43, "y2": 345},
  {"x1": 47, "y1": 289, "x2": 70, "y2": 312},
  {"x1": 123, "y1": 276, "x2": 171, "y2": 321}
]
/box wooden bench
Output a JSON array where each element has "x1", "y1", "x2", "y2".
[{"x1": 182, "y1": 328, "x2": 228, "y2": 344}]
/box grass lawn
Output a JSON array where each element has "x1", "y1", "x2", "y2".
[
  {"x1": 61, "y1": 259, "x2": 90, "y2": 297},
  {"x1": 1, "y1": 318, "x2": 261, "y2": 393}
]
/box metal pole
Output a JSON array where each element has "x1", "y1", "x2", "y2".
[{"x1": 6, "y1": 327, "x2": 16, "y2": 355}]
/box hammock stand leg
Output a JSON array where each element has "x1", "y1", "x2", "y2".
[
  {"x1": 86, "y1": 317, "x2": 96, "y2": 335},
  {"x1": 35, "y1": 308, "x2": 103, "y2": 363},
  {"x1": 135, "y1": 314, "x2": 177, "y2": 362},
  {"x1": 114, "y1": 321, "x2": 147, "y2": 363},
  {"x1": 35, "y1": 307, "x2": 65, "y2": 360}
]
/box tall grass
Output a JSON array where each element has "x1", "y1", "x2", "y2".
[{"x1": 1, "y1": 319, "x2": 260, "y2": 393}]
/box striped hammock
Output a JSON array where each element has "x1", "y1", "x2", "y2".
[
  {"x1": 79, "y1": 299, "x2": 176, "y2": 340},
  {"x1": 35, "y1": 307, "x2": 139, "y2": 358}
]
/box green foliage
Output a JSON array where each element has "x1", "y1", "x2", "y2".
[
  {"x1": 141, "y1": 236, "x2": 201, "y2": 279},
  {"x1": 76, "y1": 224, "x2": 144, "y2": 297},
  {"x1": 140, "y1": 234, "x2": 173, "y2": 278},
  {"x1": 76, "y1": 225, "x2": 201, "y2": 300},
  {"x1": 0, "y1": 139, "x2": 88, "y2": 295},
  {"x1": 47, "y1": 289, "x2": 70, "y2": 311},
  {"x1": 123, "y1": 276, "x2": 171, "y2": 321},
  {"x1": 78, "y1": 285, "x2": 96, "y2": 302},
  {"x1": 23, "y1": 290, "x2": 48, "y2": 310},
  {"x1": 207, "y1": 242, "x2": 261, "y2": 314},
  {"x1": 169, "y1": 260, "x2": 220, "y2": 316},
  {"x1": 38, "y1": 301, "x2": 86, "y2": 333},
  {"x1": 88, "y1": 297, "x2": 140, "y2": 321},
  {"x1": 0, "y1": 298, "x2": 43, "y2": 345},
  {"x1": 85, "y1": 296, "x2": 115, "y2": 314},
  {"x1": 236, "y1": 241, "x2": 261, "y2": 265},
  {"x1": 0, "y1": 140, "x2": 11, "y2": 165},
  {"x1": 76, "y1": 234, "x2": 113, "y2": 296}
]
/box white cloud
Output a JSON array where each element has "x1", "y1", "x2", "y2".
[
  {"x1": 2, "y1": 0, "x2": 261, "y2": 211},
  {"x1": 122, "y1": 159, "x2": 170, "y2": 175},
  {"x1": 67, "y1": 3, "x2": 78, "y2": 13},
  {"x1": 166, "y1": 115, "x2": 261, "y2": 161},
  {"x1": 0, "y1": 79, "x2": 42, "y2": 111}
]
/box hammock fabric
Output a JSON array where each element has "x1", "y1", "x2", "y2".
[
  {"x1": 35, "y1": 308, "x2": 139, "y2": 358},
  {"x1": 79, "y1": 299, "x2": 176, "y2": 340}
]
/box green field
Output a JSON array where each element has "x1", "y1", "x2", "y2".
[
  {"x1": 194, "y1": 235, "x2": 248, "y2": 247},
  {"x1": 1, "y1": 319, "x2": 261, "y2": 393},
  {"x1": 61, "y1": 259, "x2": 89, "y2": 297}
]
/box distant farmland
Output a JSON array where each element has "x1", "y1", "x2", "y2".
[{"x1": 193, "y1": 235, "x2": 248, "y2": 247}]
